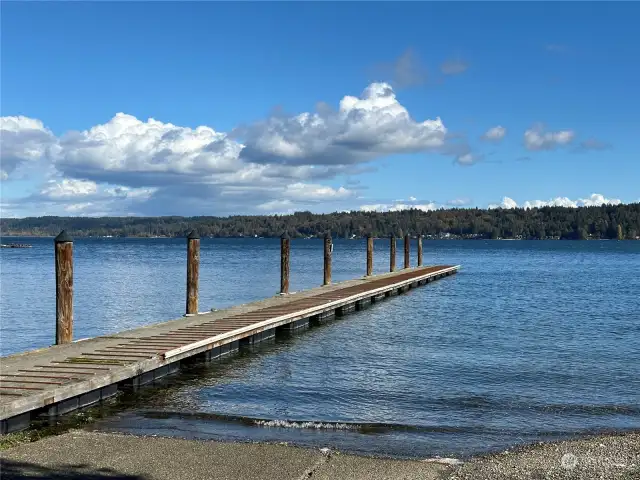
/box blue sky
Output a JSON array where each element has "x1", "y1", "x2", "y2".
[{"x1": 1, "y1": 1, "x2": 639, "y2": 217}]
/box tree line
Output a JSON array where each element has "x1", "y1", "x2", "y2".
[{"x1": 1, "y1": 204, "x2": 639, "y2": 240}]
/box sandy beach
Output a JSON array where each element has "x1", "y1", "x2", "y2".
[{"x1": 1, "y1": 430, "x2": 638, "y2": 479}]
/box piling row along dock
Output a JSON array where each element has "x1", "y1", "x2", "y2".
[{"x1": 0, "y1": 231, "x2": 460, "y2": 434}]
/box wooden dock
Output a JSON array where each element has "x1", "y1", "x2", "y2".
[
  {"x1": 1, "y1": 231, "x2": 460, "y2": 434},
  {"x1": 0, "y1": 265, "x2": 458, "y2": 434}
]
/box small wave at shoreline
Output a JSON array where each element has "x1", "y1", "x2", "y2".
[
  {"x1": 253, "y1": 419, "x2": 356, "y2": 430},
  {"x1": 139, "y1": 410, "x2": 485, "y2": 433},
  {"x1": 92, "y1": 410, "x2": 640, "y2": 460}
]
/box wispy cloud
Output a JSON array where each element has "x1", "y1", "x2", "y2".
[
  {"x1": 374, "y1": 50, "x2": 468, "y2": 88},
  {"x1": 376, "y1": 48, "x2": 429, "y2": 88},
  {"x1": 573, "y1": 138, "x2": 612, "y2": 153},
  {"x1": 447, "y1": 198, "x2": 472, "y2": 207},
  {"x1": 440, "y1": 58, "x2": 469, "y2": 76}
]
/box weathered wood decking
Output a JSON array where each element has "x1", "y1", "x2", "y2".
[{"x1": 0, "y1": 265, "x2": 459, "y2": 434}]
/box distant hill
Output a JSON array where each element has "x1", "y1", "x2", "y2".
[{"x1": 1, "y1": 204, "x2": 639, "y2": 240}]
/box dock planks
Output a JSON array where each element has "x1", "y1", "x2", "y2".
[{"x1": 0, "y1": 265, "x2": 459, "y2": 433}]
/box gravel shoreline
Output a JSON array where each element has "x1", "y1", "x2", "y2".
[
  {"x1": 449, "y1": 431, "x2": 640, "y2": 479},
  {"x1": 0, "y1": 430, "x2": 638, "y2": 479}
]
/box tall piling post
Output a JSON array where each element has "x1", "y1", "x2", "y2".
[
  {"x1": 280, "y1": 233, "x2": 290, "y2": 294},
  {"x1": 417, "y1": 235, "x2": 423, "y2": 267},
  {"x1": 323, "y1": 232, "x2": 332, "y2": 286},
  {"x1": 404, "y1": 234, "x2": 410, "y2": 269},
  {"x1": 54, "y1": 231, "x2": 73, "y2": 344},
  {"x1": 186, "y1": 230, "x2": 200, "y2": 316},
  {"x1": 389, "y1": 234, "x2": 396, "y2": 272},
  {"x1": 366, "y1": 234, "x2": 374, "y2": 276}
]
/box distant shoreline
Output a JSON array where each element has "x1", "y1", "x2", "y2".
[{"x1": 2, "y1": 203, "x2": 638, "y2": 241}]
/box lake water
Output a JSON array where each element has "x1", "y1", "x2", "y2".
[{"x1": 1, "y1": 237, "x2": 639, "y2": 458}]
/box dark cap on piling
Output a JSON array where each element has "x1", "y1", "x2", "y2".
[
  {"x1": 54, "y1": 230, "x2": 73, "y2": 243},
  {"x1": 281, "y1": 232, "x2": 290, "y2": 239},
  {"x1": 187, "y1": 230, "x2": 200, "y2": 240},
  {"x1": 324, "y1": 231, "x2": 331, "y2": 239}
]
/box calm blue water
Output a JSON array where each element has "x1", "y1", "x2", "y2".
[{"x1": 1, "y1": 237, "x2": 639, "y2": 458}]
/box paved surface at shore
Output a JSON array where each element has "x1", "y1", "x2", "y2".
[
  {"x1": 0, "y1": 431, "x2": 445, "y2": 480},
  {"x1": 1, "y1": 430, "x2": 638, "y2": 479}
]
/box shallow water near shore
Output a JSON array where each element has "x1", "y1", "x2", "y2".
[{"x1": 2, "y1": 238, "x2": 639, "y2": 457}]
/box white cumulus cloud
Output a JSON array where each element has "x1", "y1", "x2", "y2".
[
  {"x1": 15, "y1": 177, "x2": 157, "y2": 216},
  {"x1": 239, "y1": 83, "x2": 447, "y2": 166},
  {"x1": 1, "y1": 83, "x2": 460, "y2": 216},
  {"x1": 0, "y1": 112, "x2": 365, "y2": 216},
  {"x1": 488, "y1": 197, "x2": 519, "y2": 209},
  {"x1": 51, "y1": 112, "x2": 243, "y2": 184},
  {"x1": 489, "y1": 193, "x2": 622, "y2": 210},
  {"x1": 0, "y1": 85, "x2": 627, "y2": 218},
  {"x1": 283, "y1": 183, "x2": 353, "y2": 202},
  {"x1": 255, "y1": 183, "x2": 355, "y2": 213},
  {"x1": 40, "y1": 179, "x2": 98, "y2": 199},
  {"x1": 0, "y1": 116, "x2": 56, "y2": 180},
  {"x1": 481, "y1": 126, "x2": 506, "y2": 142},
  {"x1": 360, "y1": 202, "x2": 438, "y2": 213},
  {"x1": 576, "y1": 193, "x2": 622, "y2": 207},
  {"x1": 456, "y1": 152, "x2": 484, "y2": 166},
  {"x1": 524, "y1": 124, "x2": 575, "y2": 151}
]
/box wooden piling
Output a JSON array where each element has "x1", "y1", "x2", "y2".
[
  {"x1": 389, "y1": 235, "x2": 396, "y2": 272},
  {"x1": 54, "y1": 231, "x2": 73, "y2": 345},
  {"x1": 323, "y1": 232, "x2": 332, "y2": 286},
  {"x1": 281, "y1": 233, "x2": 290, "y2": 294},
  {"x1": 404, "y1": 234, "x2": 410, "y2": 269},
  {"x1": 186, "y1": 231, "x2": 200, "y2": 316},
  {"x1": 366, "y1": 234, "x2": 373, "y2": 276},
  {"x1": 417, "y1": 235, "x2": 423, "y2": 267}
]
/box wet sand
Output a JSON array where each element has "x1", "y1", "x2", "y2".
[{"x1": 0, "y1": 430, "x2": 638, "y2": 479}]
